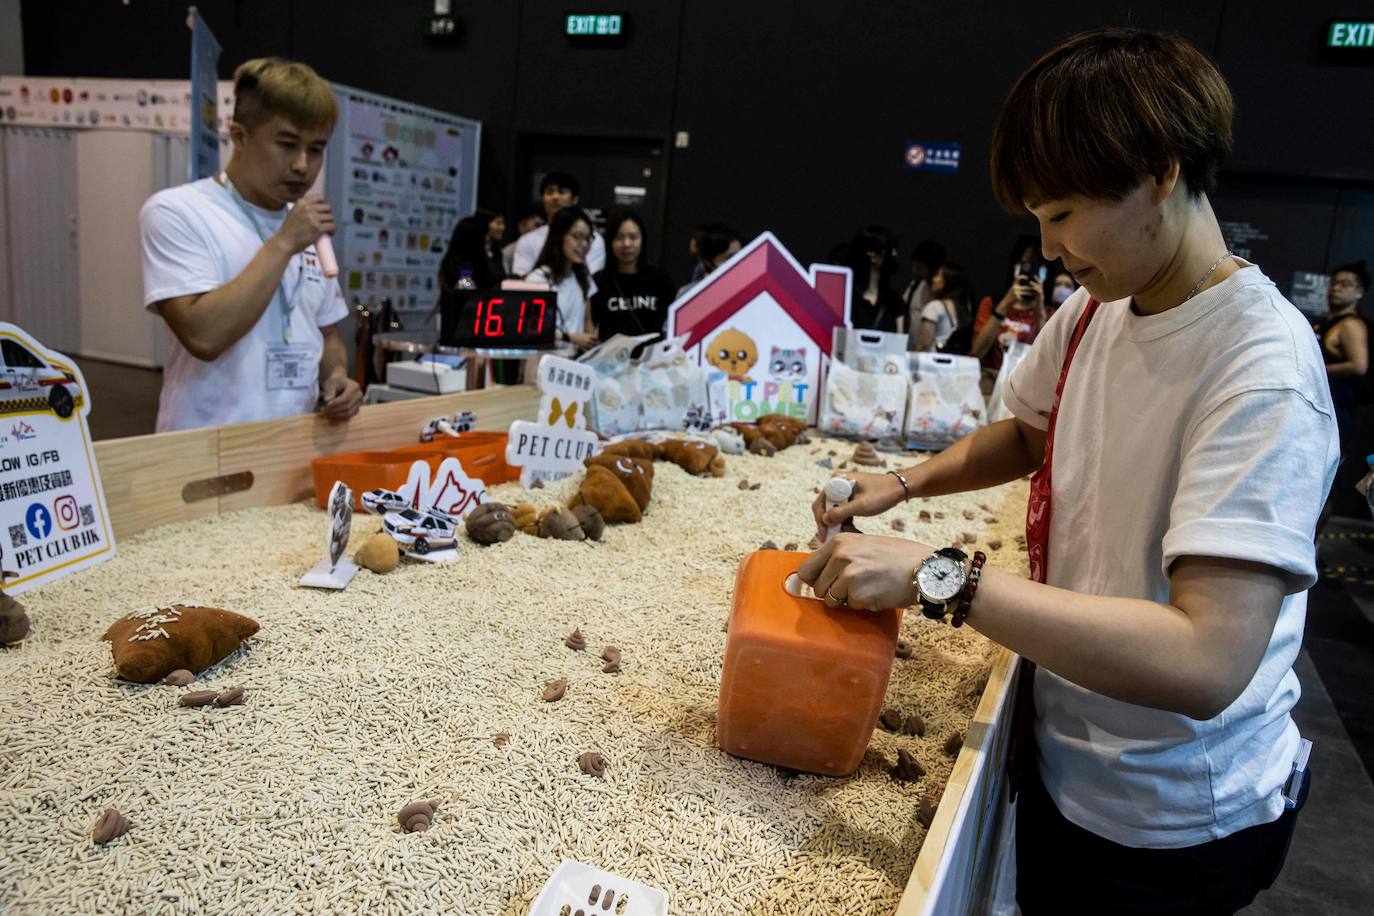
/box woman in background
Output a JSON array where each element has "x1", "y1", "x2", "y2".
[
  {"x1": 590, "y1": 210, "x2": 677, "y2": 345},
  {"x1": 525, "y1": 206, "x2": 597, "y2": 350}
]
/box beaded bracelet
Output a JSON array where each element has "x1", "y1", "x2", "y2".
[{"x1": 951, "y1": 550, "x2": 987, "y2": 628}]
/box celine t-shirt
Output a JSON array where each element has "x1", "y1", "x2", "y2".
[
  {"x1": 589, "y1": 267, "x2": 677, "y2": 341},
  {"x1": 139, "y1": 177, "x2": 348, "y2": 433},
  {"x1": 1003, "y1": 264, "x2": 1338, "y2": 848}
]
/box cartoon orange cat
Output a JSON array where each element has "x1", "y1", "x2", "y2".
[{"x1": 705, "y1": 327, "x2": 758, "y2": 382}]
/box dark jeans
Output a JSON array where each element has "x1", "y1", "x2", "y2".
[{"x1": 1016, "y1": 764, "x2": 1308, "y2": 915}]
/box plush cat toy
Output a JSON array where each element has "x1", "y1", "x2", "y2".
[{"x1": 710, "y1": 426, "x2": 746, "y2": 455}]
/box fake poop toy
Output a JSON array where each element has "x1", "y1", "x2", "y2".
[{"x1": 103, "y1": 604, "x2": 260, "y2": 684}]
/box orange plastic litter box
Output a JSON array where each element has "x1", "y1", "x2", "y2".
[
  {"x1": 311, "y1": 432, "x2": 518, "y2": 509},
  {"x1": 717, "y1": 549, "x2": 903, "y2": 776}
]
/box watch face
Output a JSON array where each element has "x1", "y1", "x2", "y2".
[{"x1": 918, "y1": 555, "x2": 965, "y2": 602}]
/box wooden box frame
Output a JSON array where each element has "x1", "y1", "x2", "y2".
[{"x1": 90, "y1": 383, "x2": 1016, "y2": 914}]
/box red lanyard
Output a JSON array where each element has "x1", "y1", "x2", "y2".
[{"x1": 1025, "y1": 299, "x2": 1100, "y2": 584}]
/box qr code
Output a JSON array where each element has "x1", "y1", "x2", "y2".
[
  {"x1": 8, "y1": 524, "x2": 25, "y2": 549},
  {"x1": 283, "y1": 363, "x2": 299, "y2": 379},
  {"x1": 80, "y1": 504, "x2": 95, "y2": 527}
]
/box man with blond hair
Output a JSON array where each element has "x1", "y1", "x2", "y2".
[{"x1": 139, "y1": 57, "x2": 362, "y2": 432}]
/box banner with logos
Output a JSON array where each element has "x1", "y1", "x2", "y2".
[{"x1": 0, "y1": 76, "x2": 233, "y2": 134}]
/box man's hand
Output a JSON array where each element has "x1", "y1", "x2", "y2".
[
  {"x1": 272, "y1": 196, "x2": 335, "y2": 256},
  {"x1": 798, "y1": 533, "x2": 933, "y2": 611},
  {"x1": 319, "y1": 374, "x2": 362, "y2": 421}
]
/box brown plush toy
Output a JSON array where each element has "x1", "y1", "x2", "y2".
[
  {"x1": 656, "y1": 439, "x2": 721, "y2": 477},
  {"x1": 465, "y1": 503, "x2": 516, "y2": 544},
  {"x1": 539, "y1": 507, "x2": 586, "y2": 541},
  {"x1": 584, "y1": 454, "x2": 653, "y2": 511},
  {"x1": 602, "y1": 439, "x2": 657, "y2": 461},
  {"x1": 571, "y1": 504, "x2": 605, "y2": 541},
  {"x1": 102, "y1": 604, "x2": 259, "y2": 684},
  {"x1": 569, "y1": 465, "x2": 642, "y2": 523},
  {"x1": 511, "y1": 503, "x2": 540, "y2": 536},
  {"x1": 758, "y1": 413, "x2": 807, "y2": 439},
  {"x1": 1, "y1": 591, "x2": 30, "y2": 644}
]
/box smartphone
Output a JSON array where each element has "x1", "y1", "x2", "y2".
[{"x1": 1015, "y1": 262, "x2": 1047, "y2": 300}]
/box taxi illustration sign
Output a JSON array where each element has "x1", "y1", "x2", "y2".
[{"x1": 0, "y1": 323, "x2": 114, "y2": 595}]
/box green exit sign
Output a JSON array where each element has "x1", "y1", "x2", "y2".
[
  {"x1": 1327, "y1": 21, "x2": 1374, "y2": 48},
  {"x1": 566, "y1": 13, "x2": 623, "y2": 36}
]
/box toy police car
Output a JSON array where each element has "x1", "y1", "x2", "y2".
[
  {"x1": 382, "y1": 507, "x2": 458, "y2": 555},
  {"x1": 0, "y1": 336, "x2": 83, "y2": 420},
  {"x1": 360, "y1": 488, "x2": 409, "y2": 515}
]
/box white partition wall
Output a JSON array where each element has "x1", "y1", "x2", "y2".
[{"x1": 2, "y1": 127, "x2": 80, "y2": 355}]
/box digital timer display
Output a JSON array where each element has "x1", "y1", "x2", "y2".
[{"x1": 448, "y1": 291, "x2": 559, "y2": 349}]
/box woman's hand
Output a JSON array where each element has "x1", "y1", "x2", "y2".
[
  {"x1": 811, "y1": 471, "x2": 907, "y2": 537},
  {"x1": 797, "y1": 533, "x2": 933, "y2": 611}
]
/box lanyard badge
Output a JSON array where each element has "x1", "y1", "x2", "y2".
[{"x1": 220, "y1": 172, "x2": 306, "y2": 344}]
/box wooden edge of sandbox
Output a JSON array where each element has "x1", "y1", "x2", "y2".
[{"x1": 93, "y1": 384, "x2": 541, "y2": 540}]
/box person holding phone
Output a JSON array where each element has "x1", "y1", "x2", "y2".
[
  {"x1": 139, "y1": 58, "x2": 362, "y2": 432},
  {"x1": 971, "y1": 258, "x2": 1049, "y2": 362},
  {"x1": 803, "y1": 28, "x2": 1330, "y2": 913}
]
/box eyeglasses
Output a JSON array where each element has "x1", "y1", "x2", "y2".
[{"x1": 568, "y1": 232, "x2": 592, "y2": 244}]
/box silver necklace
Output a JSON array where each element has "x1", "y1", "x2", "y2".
[{"x1": 1184, "y1": 251, "x2": 1234, "y2": 303}]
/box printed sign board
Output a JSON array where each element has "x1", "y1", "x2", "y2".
[
  {"x1": 0, "y1": 324, "x2": 114, "y2": 595},
  {"x1": 667, "y1": 232, "x2": 852, "y2": 426},
  {"x1": 506, "y1": 355, "x2": 601, "y2": 487}
]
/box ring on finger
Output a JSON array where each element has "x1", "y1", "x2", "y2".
[{"x1": 826, "y1": 584, "x2": 847, "y2": 605}]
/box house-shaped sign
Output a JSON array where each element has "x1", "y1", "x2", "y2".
[{"x1": 667, "y1": 232, "x2": 852, "y2": 425}]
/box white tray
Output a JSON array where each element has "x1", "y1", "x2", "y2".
[{"x1": 528, "y1": 860, "x2": 668, "y2": 916}]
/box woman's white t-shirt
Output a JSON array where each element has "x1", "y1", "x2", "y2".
[
  {"x1": 1003, "y1": 264, "x2": 1337, "y2": 848},
  {"x1": 919, "y1": 298, "x2": 958, "y2": 349},
  {"x1": 524, "y1": 266, "x2": 596, "y2": 338},
  {"x1": 139, "y1": 178, "x2": 348, "y2": 432}
]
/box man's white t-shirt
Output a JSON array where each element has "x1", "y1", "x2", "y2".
[
  {"x1": 524, "y1": 266, "x2": 596, "y2": 338},
  {"x1": 920, "y1": 298, "x2": 958, "y2": 349},
  {"x1": 510, "y1": 223, "x2": 606, "y2": 277},
  {"x1": 140, "y1": 178, "x2": 348, "y2": 432},
  {"x1": 1003, "y1": 264, "x2": 1337, "y2": 849}
]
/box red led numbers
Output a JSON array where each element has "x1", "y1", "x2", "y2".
[
  {"x1": 533, "y1": 297, "x2": 547, "y2": 333},
  {"x1": 484, "y1": 297, "x2": 504, "y2": 336}
]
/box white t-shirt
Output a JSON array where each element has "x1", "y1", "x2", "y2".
[
  {"x1": 140, "y1": 178, "x2": 348, "y2": 432},
  {"x1": 510, "y1": 224, "x2": 606, "y2": 277},
  {"x1": 1003, "y1": 264, "x2": 1337, "y2": 848},
  {"x1": 919, "y1": 298, "x2": 958, "y2": 349},
  {"x1": 524, "y1": 266, "x2": 596, "y2": 338}
]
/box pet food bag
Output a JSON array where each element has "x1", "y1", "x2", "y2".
[
  {"x1": 579, "y1": 334, "x2": 657, "y2": 436},
  {"x1": 639, "y1": 335, "x2": 711, "y2": 431},
  {"x1": 818, "y1": 328, "x2": 910, "y2": 439},
  {"x1": 904, "y1": 352, "x2": 986, "y2": 450},
  {"x1": 986, "y1": 339, "x2": 1031, "y2": 423}
]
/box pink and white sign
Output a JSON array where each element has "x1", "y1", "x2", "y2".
[{"x1": 667, "y1": 232, "x2": 851, "y2": 425}]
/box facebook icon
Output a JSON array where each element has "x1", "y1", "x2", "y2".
[{"x1": 25, "y1": 503, "x2": 52, "y2": 541}]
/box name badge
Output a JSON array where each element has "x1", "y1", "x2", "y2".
[{"x1": 266, "y1": 348, "x2": 314, "y2": 390}]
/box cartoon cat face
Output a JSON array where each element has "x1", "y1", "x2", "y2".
[
  {"x1": 768, "y1": 346, "x2": 807, "y2": 380},
  {"x1": 706, "y1": 328, "x2": 759, "y2": 379}
]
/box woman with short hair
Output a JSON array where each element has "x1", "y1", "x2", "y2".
[{"x1": 803, "y1": 28, "x2": 1332, "y2": 913}]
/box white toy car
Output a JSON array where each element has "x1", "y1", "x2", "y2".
[
  {"x1": 360, "y1": 488, "x2": 408, "y2": 515},
  {"x1": 383, "y1": 508, "x2": 458, "y2": 555},
  {"x1": 0, "y1": 336, "x2": 83, "y2": 420}
]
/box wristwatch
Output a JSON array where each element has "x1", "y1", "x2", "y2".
[{"x1": 914, "y1": 547, "x2": 969, "y2": 620}]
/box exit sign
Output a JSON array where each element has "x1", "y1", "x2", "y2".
[
  {"x1": 566, "y1": 13, "x2": 623, "y2": 36},
  {"x1": 1327, "y1": 21, "x2": 1374, "y2": 48}
]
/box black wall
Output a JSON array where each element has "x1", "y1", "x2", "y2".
[{"x1": 20, "y1": 0, "x2": 1374, "y2": 299}]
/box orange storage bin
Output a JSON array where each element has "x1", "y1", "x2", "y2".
[
  {"x1": 311, "y1": 432, "x2": 516, "y2": 509},
  {"x1": 717, "y1": 550, "x2": 903, "y2": 776}
]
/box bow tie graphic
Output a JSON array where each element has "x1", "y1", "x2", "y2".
[{"x1": 548, "y1": 397, "x2": 578, "y2": 427}]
